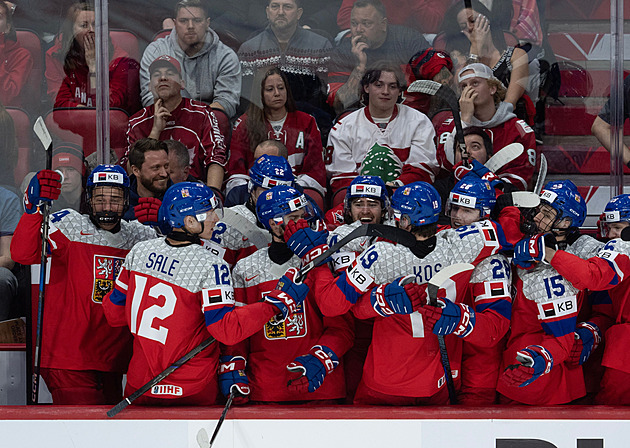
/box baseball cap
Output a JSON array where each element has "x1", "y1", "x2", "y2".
[
  {"x1": 52, "y1": 142, "x2": 85, "y2": 175},
  {"x1": 457, "y1": 63, "x2": 497, "y2": 83},
  {"x1": 149, "y1": 55, "x2": 182, "y2": 76}
]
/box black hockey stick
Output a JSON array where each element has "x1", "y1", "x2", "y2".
[
  {"x1": 107, "y1": 223, "x2": 411, "y2": 417},
  {"x1": 407, "y1": 80, "x2": 468, "y2": 165},
  {"x1": 426, "y1": 263, "x2": 475, "y2": 405},
  {"x1": 208, "y1": 389, "x2": 237, "y2": 447},
  {"x1": 30, "y1": 116, "x2": 53, "y2": 405}
]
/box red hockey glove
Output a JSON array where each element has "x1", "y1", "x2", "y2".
[
  {"x1": 134, "y1": 197, "x2": 162, "y2": 226},
  {"x1": 24, "y1": 170, "x2": 62, "y2": 214}
]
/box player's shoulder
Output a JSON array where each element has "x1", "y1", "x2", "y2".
[
  {"x1": 569, "y1": 234, "x2": 605, "y2": 258},
  {"x1": 471, "y1": 252, "x2": 511, "y2": 282},
  {"x1": 49, "y1": 208, "x2": 94, "y2": 236},
  {"x1": 121, "y1": 219, "x2": 157, "y2": 240}
]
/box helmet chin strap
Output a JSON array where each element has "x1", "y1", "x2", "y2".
[{"x1": 168, "y1": 218, "x2": 206, "y2": 245}]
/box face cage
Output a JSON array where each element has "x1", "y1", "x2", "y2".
[
  {"x1": 522, "y1": 203, "x2": 571, "y2": 236},
  {"x1": 344, "y1": 197, "x2": 389, "y2": 224},
  {"x1": 88, "y1": 185, "x2": 129, "y2": 225}
]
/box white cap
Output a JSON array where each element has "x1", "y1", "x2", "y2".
[{"x1": 457, "y1": 63, "x2": 497, "y2": 83}]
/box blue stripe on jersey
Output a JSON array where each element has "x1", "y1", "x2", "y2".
[
  {"x1": 589, "y1": 290, "x2": 613, "y2": 305},
  {"x1": 476, "y1": 299, "x2": 511, "y2": 320},
  {"x1": 493, "y1": 221, "x2": 513, "y2": 251},
  {"x1": 108, "y1": 288, "x2": 127, "y2": 306},
  {"x1": 335, "y1": 271, "x2": 361, "y2": 304},
  {"x1": 204, "y1": 306, "x2": 233, "y2": 326},
  {"x1": 541, "y1": 315, "x2": 577, "y2": 338},
  {"x1": 602, "y1": 258, "x2": 621, "y2": 286}
]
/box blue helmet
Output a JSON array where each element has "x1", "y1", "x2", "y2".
[
  {"x1": 248, "y1": 154, "x2": 295, "y2": 193},
  {"x1": 447, "y1": 177, "x2": 496, "y2": 219},
  {"x1": 391, "y1": 182, "x2": 441, "y2": 226},
  {"x1": 86, "y1": 164, "x2": 130, "y2": 223},
  {"x1": 539, "y1": 180, "x2": 587, "y2": 228},
  {"x1": 159, "y1": 182, "x2": 222, "y2": 229},
  {"x1": 602, "y1": 194, "x2": 630, "y2": 223},
  {"x1": 256, "y1": 185, "x2": 315, "y2": 231},
  {"x1": 344, "y1": 175, "x2": 391, "y2": 210}
]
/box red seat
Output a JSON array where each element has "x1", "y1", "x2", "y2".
[
  {"x1": 110, "y1": 29, "x2": 141, "y2": 61},
  {"x1": 6, "y1": 107, "x2": 32, "y2": 186},
  {"x1": 303, "y1": 187, "x2": 326, "y2": 213},
  {"x1": 14, "y1": 29, "x2": 43, "y2": 115},
  {"x1": 151, "y1": 29, "x2": 171, "y2": 42},
  {"x1": 43, "y1": 108, "x2": 130, "y2": 161}
]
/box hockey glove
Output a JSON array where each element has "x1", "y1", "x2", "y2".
[
  {"x1": 469, "y1": 159, "x2": 503, "y2": 189},
  {"x1": 502, "y1": 345, "x2": 553, "y2": 387},
  {"x1": 218, "y1": 355, "x2": 250, "y2": 404},
  {"x1": 287, "y1": 345, "x2": 339, "y2": 393},
  {"x1": 568, "y1": 322, "x2": 602, "y2": 367},
  {"x1": 370, "y1": 275, "x2": 418, "y2": 317},
  {"x1": 284, "y1": 218, "x2": 330, "y2": 265},
  {"x1": 419, "y1": 298, "x2": 476, "y2": 337},
  {"x1": 134, "y1": 197, "x2": 162, "y2": 226},
  {"x1": 264, "y1": 267, "x2": 309, "y2": 321},
  {"x1": 24, "y1": 170, "x2": 62, "y2": 214},
  {"x1": 453, "y1": 161, "x2": 472, "y2": 182},
  {"x1": 512, "y1": 233, "x2": 555, "y2": 269}
]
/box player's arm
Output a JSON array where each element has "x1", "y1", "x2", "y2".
[
  {"x1": 102, "y1": 264, "x2": 132, "y2": 327},
  {"x1": 592, "y1": 115, "x2": 630, "y2": 165}
]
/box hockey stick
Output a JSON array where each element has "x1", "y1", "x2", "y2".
[
  {"x1": 484, "y1": 143, "x2": 524, "y2": 173},
  {"x1": 533, "y1": 153, "x2": 548, "y2": 195},
  {"x1": 207, "y1": 389, "x2": 237, "y2": 447},
  {"x1": 426, "y1": 263, "x2": 475, "y2": 405},
  {"x1": 30, "y1": 116, "x2": 53, "y2": 405},
  {"x1": 107, "y1": 223, "x2": 413, "y2": 417},
  {"x1": 221, "y1": 208, "x2": 271, "y2": 249},
  {"x1": 407, "y1": 80, "x2": 468, "y2": 165}
]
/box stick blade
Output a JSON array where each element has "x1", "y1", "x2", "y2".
[
  {"x1": 533, "y1": 153, "x2": 548, "y2": 195},
  {"x1": 484, "y1": 143, "x2": 524, "y2": 173},
  {"x1": 33, "y1": 116, "x2": 52, "y2": 150},
  {"x1": 427, "y1": 263, "x2": 475, "y2": 301}
]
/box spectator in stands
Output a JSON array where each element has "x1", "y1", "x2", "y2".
[
  {"x1": 0, "y1": 102, "x2": 17, "y2": 187},
  {"x1": 164, "y1": 139, "x2": 198, "y2": 184},
  {"x1": 438, "y1": 1, "x2": 533, "y2": 123},
  {"x1": 337, "y1": 0, "x2": 450, "y2": 35},
  {"x1": 326, "y1": 63, "x2": 438, "y2": 195},
  {"x1": 237, "y1": 0, "x2": 332, "y2": 121},
  {"x1": 435, "y1": 63, "x2": 536, "y2": 191},
  {"x1": 226, "y1": 67, "x2": 326, "y2": 197},
  {"x1": 127, "y1": 55, "x2": 227, "y2": 190},
  {"x1": 0, "y1": 0, "x2": 32, "y2": 107},
  {"x1": 48, "y1": 2, "x2": 141, "y2": 115},
  {"x1": 225, "y1": 139, "x2": 291, "y2": 207},
  {"x1": 140, "y1": 0, "x2": 241, "y2": 118},
  {"x1": 51, "y1": 142, "x2": 86, "y2": 213},
  {"x1": 592, "y1": 75, "x2": 630, "y2": 169},
  {"x1": 124, "y1": 138, "x2": 172, "y2": 221},
  {"x1": 0, "y1": 185, "x2": 19, "y2": 322},
  {"x1": 327, "y1": 0, "x2": 430, "y2": 114}
]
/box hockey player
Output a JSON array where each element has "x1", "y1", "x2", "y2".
[
  {"x1": 516, "y1": 194, "x2": 630, "y2": 404},
  {"x1": 11, "y1": 165, "x2": 157, "y2": 404},
  {"x1": 220, "y1": 185, "x2": 353, "y2": 404},
  {"x1": 102, "y1": 182, "x2": 310, "y2": 405},
  {"x1": 432, "y1": 177, "x2": 512, "y2": 404},
  {"x1": 206, "y1": 154, "x2": 296, "y2": 266},
  {"x1": 300, "y1": 181, "x2": 510, "y2": 404},
  {"x1": 499, "y1": 180, "x2": 604, "y2": 405}
]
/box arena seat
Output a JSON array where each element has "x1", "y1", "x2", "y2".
[
  {"x1": 6, "y1": 107, "x2": 32, "y2": 186},
  {"x1": 303, "y1": 187, "x2": 326, "y2": 212},
  {"x1": 110, "y1": 29, "x2": 141, "y2": 61},
  {"x1": 14, "y1": 29, "x2": 43, "y2": 115},
  {"x1": 43, "y1": 107, "x2": 130, "y2": 161},
  {"x1": 151, "y1": 28, "x2": 170, "y2": 42}
]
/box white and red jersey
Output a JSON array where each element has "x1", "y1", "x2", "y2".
[
  {"x1": 435, "y1": 114, "x2": 537, "y2": 190},
  {"x1": 10, "y1": 209, "x2": 156, "y2": 372},
  {"x1": 313, "y1": 220, "x2": 509, "y2": 398},
  {"x1": 126, "y1": 98, "x2": 227, "y2": 180},
  {"x1": 103, "y1": 238, "x2": 278, "y2": 401},
  {"x1": 203, "y1": 204, "x2": 269, "y2": 267},
  {"x1": 459, "y1": 253, "x2": 512, "y2": 405},
  {"x1": 230, "y1": 248, "x2": 353, "y2": 402},
  {"x1": 226, "y1": 110, "x2": 326, "y2": 195},
  {"x1": 551, "y1": 239, "x2": 630, "y2": 375},
  {"x1": 497, "y1": 235, "x2": 604, "y2": 405},
  {"x1": 326, "y1": 104, "x2": 439, "y2": 194}
]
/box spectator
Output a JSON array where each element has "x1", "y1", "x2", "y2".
[
  {"x1": 140, "y1": 0, "x2": 241, "y2": 118},
  {"x1": 435, "y1": 63, "x2": 536, "y2": 190},
  {"x1": 0, "y1": 0, "x2": 33, "y2": 107},
  {"x1": 164, "y1": 139, "x2": 198, "y2": 184},
  {"x1": 226, "y1": 67, "x2": 326, "y2": 197},
  {"x1": 326, "y1": 63, "x2": 438, "y2": 195},
  {"x1": 127, "y1": 55, "x2": 227, "y2": 190},
  {"x1": 50, "y1": 142, "x2": 87, "y2": 213},
  {"x1": 124, "y1": 138, "x2": 172, "y2": 221},
  {"x1": 0, "y1": 185, "x2": 19, "y2": 321},
  {"x1": 48, "y1": 2, "x2": 141, "y2": 115},
  {"x1": 327, "y1": 0, "x2": 430, "y2": 114},
  {"x1": 337, "y1": 0, "x2": 451, "y2": 35},
  {"x1": 237, "y1": 0, "x2": 332, "y2": 121}
]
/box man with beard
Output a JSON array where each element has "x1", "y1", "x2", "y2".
[
  {"x1": 126, "y1": 55, "x2": 227, "y2": 190},
  {"x1": 123, "y1": 138, "x2": 172, "y2": 221}
]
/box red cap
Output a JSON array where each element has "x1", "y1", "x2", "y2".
[{"x1": 149, "y1": 55, "x2": 182, "y2": 76}]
